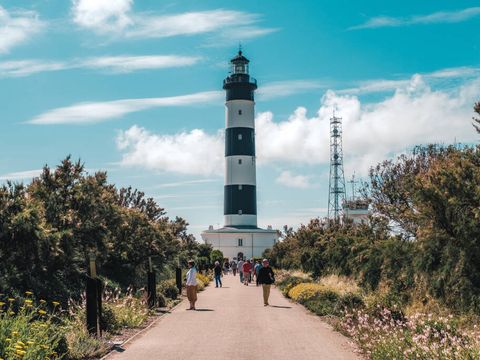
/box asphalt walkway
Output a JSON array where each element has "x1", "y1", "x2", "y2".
[{"x1": 108, "y1": 273, "x2": 360, "y2": 360}]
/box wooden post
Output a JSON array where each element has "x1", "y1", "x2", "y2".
[
  {"x1": 86, "y1": 251, "x2": 99, "y2": 336},
  {"x1": 176, "y1": 267, "x2": 182, "y2": 295},
  {"x1": 147, "y1": 256, "x2": 156, "y2": 308}
]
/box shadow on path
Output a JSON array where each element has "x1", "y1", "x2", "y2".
[
  {"x1": 194, "y1": 308, "x2": 214, "y2": 312},
  {"x1": 269, "y1": 305, "x2": 292, "y2": 309}
]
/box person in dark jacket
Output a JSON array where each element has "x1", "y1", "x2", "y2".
[
  {"x1": 257, "y1": 259, "x2": 275, "y2": 306},
  {"x1": 214, "y1": 261, "x2": 222, "y2": 287}
]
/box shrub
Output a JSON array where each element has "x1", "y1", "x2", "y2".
[
  {"x1": 157, "y1": 280, "x2": 179, "y2": 300},
  {"x1": 110, "y1": 296, "x2": 149, "y2": 328},
  {"x1": 196, "y1": 279, "x2": 205, "y2": 292},
  {"x1": 156, "y1": 293, "x2": 167, "y2": 308},
  {"x1": 288, "y1": 283, "x2": 327, "y2": 303},
  {"x1": 196, "y1": 273, "x2": 210, "y2": 286},
  {"x1": 0, "y1": 296, "x2": 68, "y2": 359},
  {"x1": 65, "y1": 318, "x2": 108, "y2": 360},
  {"x1": 276, "y1": 274, "x2": 311, "y2": 297},
  {"x1": 100, "y1": 303, "x2": 119, "y2": 333}
]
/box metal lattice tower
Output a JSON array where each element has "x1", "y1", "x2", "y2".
[{"x1": 327, "y1": 112, "x2": 346, "y2": 222}]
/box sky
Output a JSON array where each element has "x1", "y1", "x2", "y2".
[{"x1": 0, "y1": 0, "x2": 479, "y2": 239}]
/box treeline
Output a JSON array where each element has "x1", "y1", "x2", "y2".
[
  {"x1": 266, "y1": 105, "x2": 480, "y2": 313},
  {"x1": 0, "y1": 157, "x2": 211, "y2": 302}
]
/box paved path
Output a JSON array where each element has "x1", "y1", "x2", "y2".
[{"x1": 108, "y1": 274, "x2": 360, "y2": 360}]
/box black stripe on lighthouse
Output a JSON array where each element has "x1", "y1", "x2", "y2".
[
  {"x1": 225, "y1": 127, "x2": 255, "y2": 156},
  {"x1": 224, "y1": 184, "x2": 257, "y2": 215}
]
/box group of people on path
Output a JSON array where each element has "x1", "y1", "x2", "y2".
[{"x1": 214, "y1": 258, "x2": 275, "y2": 306}]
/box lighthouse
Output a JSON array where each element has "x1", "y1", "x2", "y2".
[
  {"x1": 223, "y1": 50, "x2": 258, "y2": 228},
  {"x1": 202, "y1": 50, "x2": 279, "y2": 260}
]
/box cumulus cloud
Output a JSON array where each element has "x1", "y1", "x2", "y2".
[
  {"x1": 0, "y1": 5, "x2": 44, "y2": 53},
  {"x1": 350, "y1": 6, "x2": 480, "y2": 30},
  {"x1": 0, "y1": 55, "x2": 200, "y2": 77},
  {"x1": 72, "y1": 0, "x2": 133, "y2": 34},
  {"x1": 276, "y1": 171, "x2": 312, "y2": 189},
  {"x1": 115, "y1": 73, "x2": 480, "y2": 176},
  {"x1": 0, "y1": 169, "x2": 42, "y2": 181},
  {"x1": 257, "y1": 80, "x2": 324, "y2": 100},
  {"x1": 71, "y1": 1, "x2": 275, "y2": 41},
  {"x1": 116, "y1": 126, "x2": 224, "y2": 176},
  {"x1": 28, "y1": 91, "x2": 222, "y2": 125}
]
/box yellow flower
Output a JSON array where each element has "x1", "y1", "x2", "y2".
[
  {"x1": 41, "y1": 345, "x2": 49, "y2": 349},
  {"x1": 8, "y1": 298, "x2": 15, "y2": 302},
  {"x1": 52, "y1": 301, "x2": 60, "y2": 307},
  {"x1": 9, "y1": 310, "x2": 15, "y2": 315},
  {"x1": 24, "y1": 299, "x2": 32, "y2": 304},
  {"x1": 25, "y1": 291, "x2": 33, "y2": 296},
  {"x1": 16, "y1": 349, "x2": 26, "y2": 356},
  {"x1": 0, "y1": 301, "x2": 5, "y2": 306},
  {"x1": 5, "y1": 338, "x2": 11, "y2": 342},
  {"x1": 39, "y1": 299, "x2": 46, "y2": 304},
  {"x1": 12, "y1": 331, "x2": 19, "y2": 336},
  {"x1": 27, "y1": 341, "x2": 34, "y2": 345},
  {"x1": 38, "y1": 309, "x2": 47, "y2": 315},
  {"x1": 26, "y1": 304, "x2": 33, "y2": 308},
  {"x1": 17, "y1": 340, "x2": 26, "y2": 346}
]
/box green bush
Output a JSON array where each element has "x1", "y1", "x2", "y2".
[
  {"x1": 157, "y1": 280, "x2": 179, "y2": 300},
  {"x1": 156, "y1": 293, "x2": 167, "y2": 308},
  {"x1": 100, "y1": 303, "x2": 119, "y2": 333},
  {"x1": 277, "y1": 275, "x2": 311, "y2": 297}
]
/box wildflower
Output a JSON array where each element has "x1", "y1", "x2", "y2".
[
  {"x1": 38, "y1": 309, "x2": 47, "y2": 315},
  {"x1": 0, "y1": 301, "x2": 5, "y2": 306},
  {"x1": 52, "y1": 301, "x2": 60, "y2": 307},
  {"x1": 16, "y1": 349, "x2": 26, "y2": 356},
  {"x1": 27, "y1": 340, "x2": 34, "y2": 345},
  {"x1": 24, "y1": 299, "x2": 32, "y2": 304},
  {"x1": 12, "y1": 331, "x2": 19, "y2": 336},
  {"x1": 17, "y1": 340, "x2": 26, "y2": 346},
  {"x1": 41, "y1": 345, "x2": 49, "y2": 349},
  {"x1": 25, "y1": 291, "x2": 33, "y2": 296},
  {"x1": 5, "y1": 338, "x2": 11, "y2": 342},
  {"x1": 8, "y1": 298, "x2": 15, "y2": 302},
  {"x1": 40, "y1": 299, "x2": 46, "y2": 304}
]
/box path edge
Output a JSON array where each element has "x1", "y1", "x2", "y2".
[{"x1": 100, "y1": 296, "x2": 186, "y2": 359}]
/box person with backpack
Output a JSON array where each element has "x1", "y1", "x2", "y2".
[
  {"x1": 257, "y1": 259, "x2": 275, "y2": 306},
  {"x1": 242, "y1": 259, "x2": 252, "y2": 286}
]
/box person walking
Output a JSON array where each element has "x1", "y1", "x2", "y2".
[
  {"x1": 242, "y1": 259, "x2": 252, "y2": 286},
  {"x1": 231, "y1": 260, "x2": 237, "y2": 276},
  {"x1": 254, "y1": 260, "x2": 263, "y2": 286},
  {"x1": 257, "y1": 259, "x2": 275, "y2": 306},
  {"x1": 238, "y1": 258, "x2": 245, "y2": 283},
  {"x1": 214, "y1": 261, "x2": 223, "y2": 288},
  {"x1": 186, "y1": 260, "x2": 198, "y2": 310}
]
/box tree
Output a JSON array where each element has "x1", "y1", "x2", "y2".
[
  {"x1": 473, "y1": 101, "x2": 480, "y2": 133},
  {"x1": 210, "y1": 249, "x2": 224, "y2": 265}
]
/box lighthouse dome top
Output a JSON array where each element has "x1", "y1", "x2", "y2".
[{"x1": 230, "y1": 50, "x2": 250, "y2": 64}]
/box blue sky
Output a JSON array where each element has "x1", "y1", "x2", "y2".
[{"x1": 0, "y1": 0, "x2": 479, "y2": 238}]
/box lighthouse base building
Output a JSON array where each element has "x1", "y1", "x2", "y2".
[
  {"x1": 201, "y1": 50, "x2": 279, "y2": 260},
  {"x1": 202, "y1": 225, "x2": 278, "y2": 260}
]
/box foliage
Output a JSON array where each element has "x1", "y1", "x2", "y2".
[
  {"x1": 0, "y1": 156, "x2": 199, "y2": 302},
  {"x1": 0, "y1": 295, "x2": 68, "y2": 359},
  {"x1": 473, "y1": 101, "x2": 480, "y2": 133},
  {"x1": 196, "y1": 273, "x2": 211, "y2": 286},
  {"x1": 341, "y1": 308, "x2": 480, "y2": 359},
  {"x1": 157, "y1": 280, "x2": 179, "y2": 300},
  {"x1": 210, "y1": 249, "x2": 224, "y2": 265}
]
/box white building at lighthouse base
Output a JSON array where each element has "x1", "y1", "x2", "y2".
[{"x1": 201, "y1": 226, "x2": 279, "y2": 260}]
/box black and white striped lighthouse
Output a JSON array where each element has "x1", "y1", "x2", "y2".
[
  {"x1": 201, "y1": 50, "x2": 278, "y2": 260},
  {"x1": 223, "y1": 50, "x2": 258, "y2": 228}
]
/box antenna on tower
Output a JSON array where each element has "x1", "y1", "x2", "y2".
[
  {"x1": 328, "y1": 111, "x2": 346, "y2": 223},
  {"x1": 347, "y1": 172, "x2": 358, "y2": 201}
]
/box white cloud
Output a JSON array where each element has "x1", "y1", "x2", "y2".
[
  {"x1": 276, "y1": 171, "x2": 312, "y2": 189},
  {"x1": 257, "y1": 80, "x2": 324, "y2": 100},
  {"x1": 155, "y1": 179, "x2": 218, "y2": 188},
  {"x1": 72, "y1": 0, "x2": 133, "y2": 34},
  {"x1": 71, "y1": 1, "x2": 275, "y2": 41},
  {"x1": 0, "y1": 169, "x2": 42, "y2": 181},
  {"x1": 0, "y1": 55, "x2": 200, "y2": 77},
  {"x1": 28, "y1": 91, "x2": 222, "y2": 125},
  {"x1": 0, "y1": 5, "x2": 44, "y2": 53},
  {"x1": 115, "y1": 72, "x2": 480, "y2": 177},
  {"x1": 350, "y1": 7, "x2": 480, "y2": 30},
  {"x1": 116, "y1": 126, "x2": 224, "y2": 176}
]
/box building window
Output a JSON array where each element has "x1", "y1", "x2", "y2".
[
  {"x1": 238, "y1": 159, "x2": 242, "y2": 164},
  {"x1": 238, "y1": 185, "x2": 242, "y2": 190},
  {"x1": 238, "y1": 238, "x2": 243, "y2": 246},
  {"x1": 238, "y1": 109, "x2": 242, "y2": 115},
  {"x1": 238, "y1": 209, "x2": 242, "y2": 215},
  {"x1": 238, "y1": 134, "x2": 243, "y2": 140}
]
